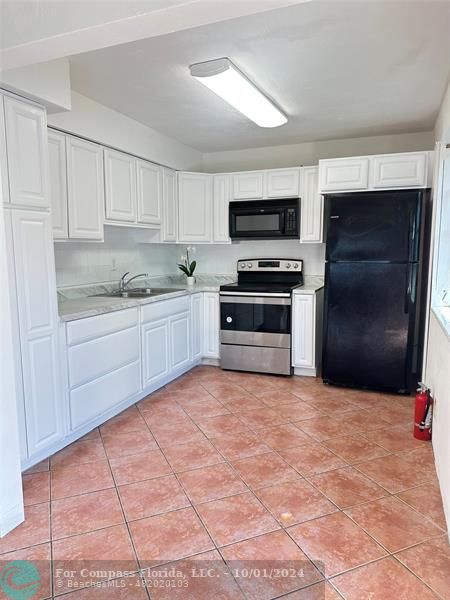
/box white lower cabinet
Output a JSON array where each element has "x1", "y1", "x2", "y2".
[
  {"x1": 203, "y1": 292, "x2": 220, "y2": 359},
  {"x1": 191, "y1": 293, "x2": 203, "y2": 362},
  {"x1": 7, "y1": 209, "x2": 64, "y2": 460},
  {"x1": 142, "y1": 319, "x2": 170, "y2": 388},
  {"x1": 66, "y1": 308, "x2": 140, "y2": 430},
  {"x1": 292, "y1": 290, "x2": 324, "y2": 375},
  {"x1": 170, "y1": 312, "x2": 191, "y2": 371},
  {"x1": 141, "y1": 295, "x2": 192, "y2": 390}
]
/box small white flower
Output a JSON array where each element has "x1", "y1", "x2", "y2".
[{"x1": 180, "y1": 255, "x2": 187, "y2": 261}]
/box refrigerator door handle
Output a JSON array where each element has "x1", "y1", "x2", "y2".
[
  {"x1": 404, "y1": 263, "x2": 418, "y2": 314},
  {"x1": 404, "y1": 264, "x2": 411, "y2": 314}
]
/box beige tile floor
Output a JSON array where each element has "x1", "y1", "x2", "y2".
[{"x1": 1, "y1": 366, "x2": 448, "y2": 599}]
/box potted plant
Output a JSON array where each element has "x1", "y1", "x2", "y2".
[{"x1": 178, "y1": 246, "x2": 197, "y2": 285}]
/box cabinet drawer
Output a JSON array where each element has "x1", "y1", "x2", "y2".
[
  {"x1": 319, "y1": 158, "x2": 369, "y2": 192},
  {"x1": 67, "y1": 308, "x2": 138, "y2": 345},
  {"x1": 141, "y1": 296, "x2": 189, "y2": 323},
  {"x1": 371, "y1": 153, "x2": 427, "y2": 188},
  {"x1": 70, "y1": 361, "x2": 140, "y2": 430},
  {"x1": 68, "y1": 325, "x2": 139, "y2": 388}
]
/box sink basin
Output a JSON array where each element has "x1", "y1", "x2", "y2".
[{"x1": 91, "y1": 287, "x2": 185, "y2": 299}]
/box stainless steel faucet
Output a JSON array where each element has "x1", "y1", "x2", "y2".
[{"x1": 118, "y1": 272, "x2": 149, "y2": 292}]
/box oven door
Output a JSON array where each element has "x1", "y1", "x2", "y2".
[
  {"x1": 229, "y1": 204, "x2": 285, "y2": 239},
  {"x1": 220, "y1": 295, "x2": 291, "y2": 348}
]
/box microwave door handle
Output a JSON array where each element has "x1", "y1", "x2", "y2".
[{"x1": 279, "y1": 210, "x2": 286, "y2": 234}]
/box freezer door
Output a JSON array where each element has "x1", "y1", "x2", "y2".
[
  {"x1": 322, "y1": 262, "x2": 416, "y2": 391},
  {"x1": 325, "y1": 191, "x2": 422, "y2": 262}
]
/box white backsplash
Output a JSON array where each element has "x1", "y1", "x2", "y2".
[
  {"x1": 54, "y1": 226, "x2": 179, "y2": 287},
  {"x1": 54, "y1": 227, "x2": 326, "y2": 288},
  {"x1": 190, "y1": 240, "x2": 326, "y2": 277}
]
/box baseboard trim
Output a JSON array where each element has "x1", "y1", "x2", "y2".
[{"x1": 294, "y1": 367, "x2": 318, "y2": 377}]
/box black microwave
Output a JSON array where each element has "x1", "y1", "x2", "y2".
[{"x1": 229, "y1": 198, "x2": 299, "y2": 240}]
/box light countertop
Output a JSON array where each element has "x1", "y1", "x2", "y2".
[{"x1": 58, "y1": 275, "x2": 324, "y2": 322}]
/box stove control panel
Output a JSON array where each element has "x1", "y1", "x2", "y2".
[{"x1": 238, "y1": 259, "x2": 303, "y2": 272}]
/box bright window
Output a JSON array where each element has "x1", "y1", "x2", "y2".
[{"x1": 433, "y1": 151, "x2": 450, "y2": 330}]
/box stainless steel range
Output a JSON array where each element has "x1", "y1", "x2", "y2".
[{"x1": 219, "y1": 258, "x2": 303, "y2": 376}]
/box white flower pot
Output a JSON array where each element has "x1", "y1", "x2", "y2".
[{"x1": 186, "y1": 276, "x2": 196, "y2": 286}]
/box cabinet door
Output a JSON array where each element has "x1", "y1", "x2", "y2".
[
  {"x1": 161, "y1": 168, "x2": 177, "y2": 242},
  {"x1": 0, "y1": 95, "x2": 9, "y2": 204},
  {"x1": 142, "y1": 319, "x2": 170, "y2": 388},
  {"x1": 170, "y1": 312, "x2": 191, "y2": 371},
  {"x1": 191, "y1": 293, "x2": 203, "y2": 362},
  {"x1": 319, "y1": 158, "x2": 369, "y2": 192},
  {"x1": 203, "y1": 292, "x2": 220, "y2": 359},
  {"x1": 137, "y1": 159, "x2": 161, "y2": 225},
  {"x1": 232, "y1": 171, "x2": 264, "y2": 199},
  {"x1": 48, "y1": 130, "x2": 68, "y2": 239},
  {"x1": 10, "y1": 210, "x2": 64, "y2": 457},
  {"x1": 371, "y1": 152, "x2": 427, "y2": 189},
  {"x1": 213, "y1": 174, "x2": 231, "y2": 243},
  {"x1": 104, "y1": 148, "x2": 137, "y2": 222},
  {"x1": 66, "y1": 136, "x2": 104, "y2": 240},
  {"x1": 4, "y1": 96, "x2": 49, "y2": 208},
  {"x1": 292, "y1": 294, "x2": 315, "y2": 368},
  {"x1": 266, "y1": 168, "x2": 300, "y2": 198},
  {"x1": 178, "y1": 172, "x2": 212, "y2": 243},
  {"x1": 300, "y1": 166, "x2": 323, "y2": 243}
]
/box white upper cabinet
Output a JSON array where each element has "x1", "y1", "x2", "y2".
[
  {"x1": 319, "y1": 152, "x2": 431, "y2": 193},
  {"x1": 66, "y1": 136, "x2": 104, "y2": 240},
  {"x1": 178, "y1": 172, "x2": 212, "y2": 243},
  {"x1": 213, "y1": 174, "x2": 231, "y2": 243},
  {"x1": 161, "y1": 167, "x2": 177, "y2": 242},
  {"x1": 137, "y1": 159, "x2": 162, "y2": 226},
  {"x1": 319, "y1": 157, "x2": 369, "y2": 192},
  {"x1": 104, "y1": 148, "x2": 137, "y2": 222},
  {"x1": 265, "y1": 168, "x2": 300, "y2": 198},
  {"x1": 4, "y1": 96, "x2": 49, "y2": 208},
  {"x1": 300, "y1": 166, "x2": 323, "y2": 243},
  {"x1": 233, "y1": 171, "x2": 264, "y2": 199},
  {"x1": 48, "y1": 130, "x2": 68, "y2": 239},
  {"x1": 371, "y1": 152, "x2": 428, "y2": 189}
]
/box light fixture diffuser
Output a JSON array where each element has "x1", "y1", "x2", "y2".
[{"x1": 190, "y1": 58, "x2": 287, "y2": 128}]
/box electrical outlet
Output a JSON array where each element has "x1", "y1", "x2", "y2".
[{"x1": 111, "y1": 257, "x2": 117, "y2": 272}]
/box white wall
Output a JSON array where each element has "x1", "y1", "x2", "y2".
[
  {"x1": 191, "y1": 241, "x2": 325, "y2": 277},
  {"x1": 0, "y1": 58, "x2": 71, "y2": 112},
  {"x1": 202, "y1": 131, "x2": 434, "y2": 172},
  {"x1": 54, "y1": 227, "x2": 179, "y2": 287},
  {"x1": 48, "y1": 91, "x2": 203, "y2": 171},
  {"x1": 425, "y1": 78, "x2": 450, "y2": 535}
]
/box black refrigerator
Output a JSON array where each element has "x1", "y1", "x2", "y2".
[{"x1": 322, "y1": 189, "x2": 430, "y2": 394}]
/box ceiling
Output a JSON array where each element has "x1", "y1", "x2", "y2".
[
  {"x1": 67, "y1": 1, "x2": 449, "y2": 151},
  {"x1": 0, "y1": 0, "x2": 189, "y2": 49}
]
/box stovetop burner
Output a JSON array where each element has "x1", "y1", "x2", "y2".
[{"x1": 220, "y1": 258, "x2": 303, "y2": 295}]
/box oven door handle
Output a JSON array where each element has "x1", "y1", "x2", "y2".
[{"x1": 219, "y1": 294, "x2": 291, "y2": 305}]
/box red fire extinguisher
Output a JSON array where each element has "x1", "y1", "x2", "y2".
[{"x1": 414, "y1": 384, "x2": 432, "y2": 441}]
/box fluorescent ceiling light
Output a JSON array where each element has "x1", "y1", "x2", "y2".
[{"x1": 190, "y1": 58, "x2": 287, "y2": 128}]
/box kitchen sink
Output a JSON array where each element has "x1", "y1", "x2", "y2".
[{"x1": 92, "y1": 287, "x2": 185, "y2": 299}]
